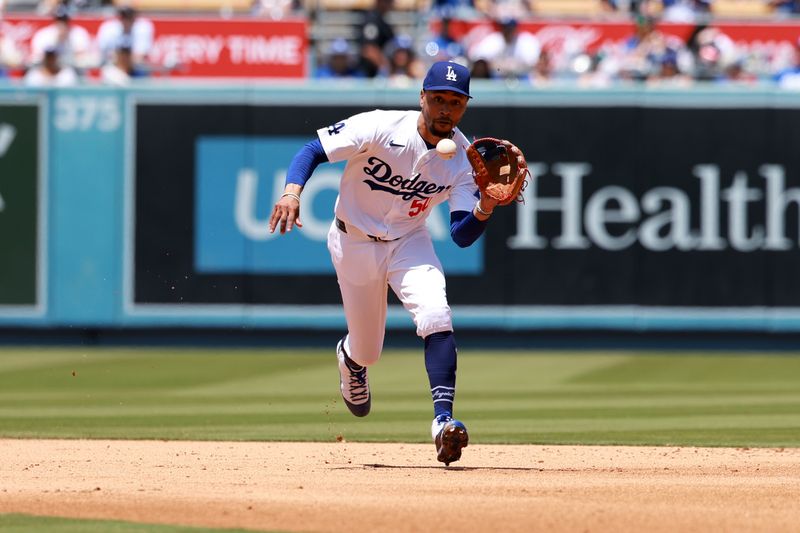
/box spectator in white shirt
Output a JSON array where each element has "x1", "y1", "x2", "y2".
[
  {"x1": 96, "y1": 5, "x2": 154, "y2": 66},
  {"x1": 468, "y1": 17, "x2": 540, "y2": 80},
  {"x1": 24, "y1": 45, "x2": 78, "y2": 86},
  {"x1": 29, "y1": 5, "x2": 94, "y2": 70},
  {"x1": 101, "y1": 35, "x2": 146, "y2": 86}
]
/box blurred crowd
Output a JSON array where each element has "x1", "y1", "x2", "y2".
[
  {"x1": 315, "y1": 0, "x2": 800, "y2": 88},
  {"x1": 2, "y1": 0, "x2": 800, "y2": 87},
  {"x1": 0, "y1": 0, "x2": 155, "y2": 86}
]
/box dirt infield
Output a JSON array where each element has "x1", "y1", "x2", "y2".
[{"x1": 1, "y1": 439, "x2": 798, "y2": 533}]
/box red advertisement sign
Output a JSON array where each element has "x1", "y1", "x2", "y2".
[
  {"x1": 147, "y1": 18, "x2": 307, "y2": 78},
  {"x1": 441, "y1": 18, "x2": 800, "y2": 61},
  {"x1": 2, "y1": 16, "x2": 308, "y2": 78}
]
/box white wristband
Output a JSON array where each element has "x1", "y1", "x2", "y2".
[
  {"x1": 281, "y1": 192, "x2": 301, "y2": 203},
  {"x1": 475, "y1": 200, "x2": 493, "y2": 217}
]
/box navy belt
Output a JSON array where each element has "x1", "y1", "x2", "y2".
[{"x1": 336, "y1": 218, "x2": 399, "y2": 242}]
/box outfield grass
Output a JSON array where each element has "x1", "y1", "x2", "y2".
[{"x1": 0, "y1": 347, "x2": 798, "y2": 446}]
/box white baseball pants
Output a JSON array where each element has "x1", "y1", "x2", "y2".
[{"x1": 327, "y1": 220, "x2": 453, "y2": 367}]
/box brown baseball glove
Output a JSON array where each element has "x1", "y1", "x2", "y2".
[{"x1": 466, "y1": 137, "x2": 530, "y2": 205}]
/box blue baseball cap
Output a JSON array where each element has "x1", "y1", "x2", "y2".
[{"x1": 422, "y1": 61, "x2": 471, "y2": 98}]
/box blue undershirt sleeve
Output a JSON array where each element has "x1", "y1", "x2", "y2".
[
  {"x1": 450, "y1": 209, "x2": 489, "y2": 248},
  {"x1": 286, "y1": 139, "x2": 329, "y2": 186}
]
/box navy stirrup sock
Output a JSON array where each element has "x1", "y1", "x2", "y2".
[{"x1": 424, "y1": 331, "x2": 458, "y2": 419}]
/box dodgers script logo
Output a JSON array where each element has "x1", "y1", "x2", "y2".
[
  {"x1": 445, "y1": 65, "x2": 457, "y2": 82},
  {"x1": 362, "y1": 156, "x2": 451, "y2": 201}
]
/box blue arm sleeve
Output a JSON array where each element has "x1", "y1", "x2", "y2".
[
  {"x1": 286, "y1": 139, "x2": 329, "y2": 186},
  {"x1": 450, "y1": 209, "x2": 488, "y2": 248}
]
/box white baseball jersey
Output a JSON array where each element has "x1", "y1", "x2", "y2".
[
  {"x1": 319, "y1": 108, "x2": 478, "y2": 359},
  {"x1": 317, "y1": 109, "x2": 478, "y2": 240}
]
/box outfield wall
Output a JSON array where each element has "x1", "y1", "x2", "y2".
[{"x1": 2, "y1": 82, "x2": 800, "y2": 332}]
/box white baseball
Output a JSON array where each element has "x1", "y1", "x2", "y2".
[{"x1": 436, "y1": 138, "x2": 457, "y2": 160}]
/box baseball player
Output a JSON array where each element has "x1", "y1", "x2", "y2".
[{"x1": 269, "y1": 61, "x2": 500, "y2": 465}]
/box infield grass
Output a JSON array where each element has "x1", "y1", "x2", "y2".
[
  {"x1": 0, "y1": 347, "x2": 798, "y2": 447},
  {"x1": 0, "y1": 514, "x2": 275, "y2": 532}
]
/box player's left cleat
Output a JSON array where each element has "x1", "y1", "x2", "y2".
[
  {"x1": 432, "y1": 415, "x2": 469, "y2": 466},
  {"x1": 336, "y1": 337, "x2": 371, "y2": 417}
]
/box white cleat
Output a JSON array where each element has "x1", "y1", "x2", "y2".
[{"x1": 337, "y1": 338, "x2": 371, "y2": 417}]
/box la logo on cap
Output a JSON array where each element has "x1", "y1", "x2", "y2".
[{"x1": 422, "y1": 61, "x2": 471, "y2": 98}]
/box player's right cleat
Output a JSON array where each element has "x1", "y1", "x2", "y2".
[
  {"x1": 336, "y1": 337, "x2": 371, "y2": 417},
  {"x1": 432, "y1": 415, "x2": 469, "y2": 466}
]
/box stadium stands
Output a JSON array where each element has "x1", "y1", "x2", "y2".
[
  {"x1": 534, "y1": 0, "x2": 604, "y2": 17},
  {"x1": 0, "y1": 0, "x2": 778, "y2": 17},
  {"x1": 106, "y1": 0, "x2": 421, "y2": 14},
  {"x1": 0, "y1": 0, "x2": 793, "y2": 86},
  {"x1": 713, "y1": 0, "x2": 771, "y2": 18},
  {"x1": 3, "y1": 0, "x2": 38, "y2": 12},
  {"x1": 314, "y1": 0, "x2": 419, "y2": 10},
  {"x1": 131, "y1": 0, "x2": 252, "y2": 13}
]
